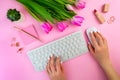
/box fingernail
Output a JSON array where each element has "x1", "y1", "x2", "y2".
[
  {"x1": 51, "y1": 54, "x2": 53, "y2": 57},
  {"x1": 88, "y1": 42, "x2": 90, "y2": 44},
  {"x1": 57, "y1": 55, "x2": 60, "y2": 58},
  {"x1": 95, "y1": 31, "x2": 98, "y2": 33},
  {"x1": 90, "y1": 31, "x2": 93, "y2": 34},
  {"x1": 51, "y1": 55, "x2": 52, "y2": 58},
  {"x1": 61, "y1": 61, "x2": 63, "y2": 64},
  {"x1": 48, "y1": 57, "x2": 50, "y2": 60}
]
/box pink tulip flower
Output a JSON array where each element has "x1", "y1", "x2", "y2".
[
  {"x1": 57, "y1": 22, "x2": 68, "y2": 32},
  {"x1": 71, "y1": 15, "x2": 84, "y2": 26},
  {"x1": 75, "y1": 1, "x2": 86, "y2": 9},
  {"x1": 41, "y1": 22, "x2": 53, "y2": 33}
]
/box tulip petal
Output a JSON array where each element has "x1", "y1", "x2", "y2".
[
  {"x1": 75, "y1": 1, "x2": 86, "y2": 9},
  {"x1": 57, "y1": 22, "x2": 68, "y2": 32},
  {"x1": 71, "y1": 15, "x2": 84, "y2": 26},
  {"x1": 41, "y1": 22, "x2": 53, "y2": 33}
]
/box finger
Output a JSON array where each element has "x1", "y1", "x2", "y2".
[
  {"x1": 97, "y1": 32, "x2": 107, "y2": 43},
  {"x1": 60, "y1": 62, "x2": 64, "y2": 72},
  {"x1": 46, "y1": 63, "x2": 50, "y2": 74},
  {"x1": 56, "y1": 56, "x2": 62, "y2": 72},
  {"x1": 88, "y1": 42, "x2": 95, "y2": 55},
  {"x1": 46, "y1": 57, "x2": 51, "y2": 74},
  {"x1": 50, "y1": 55, "x2": 56, "y2": 72},
  {"x1": 90, "y1": 32, "x2": 99, "y2": 47},
  {"x1": 94, "y1": 32, "x2": 103, "y2": 46},
  {"x1": 97, "y1": 32, "x2": 105, "y2": 39}
]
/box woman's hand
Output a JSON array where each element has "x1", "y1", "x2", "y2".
[
  {"x1": 88, "y1": 31, "x2": 120, "y2": 80},
  {"x1": 46, "y1": 55, "x2": 66, "y2": 80},
  {"x1": 88, "y1": 32, "x2": 110, "y2": 66}
]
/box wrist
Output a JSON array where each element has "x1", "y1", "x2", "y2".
[{"x1": 100, "y1": 59, "x2": 112, "y2": 69}]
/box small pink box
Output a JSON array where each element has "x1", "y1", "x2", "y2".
[{"x1": 18, "y1": 25, "x2": 39, "y2": 45}]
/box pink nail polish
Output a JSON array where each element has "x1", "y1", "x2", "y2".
[
  {"x1": 88, "y1": 42, "x2": 90, "y2": 44},
  {"x1": 90, "y1": 32, "x2": 93, "y2": 34}
]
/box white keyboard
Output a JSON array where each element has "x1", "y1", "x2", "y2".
[{"x1": 27, "y1": 30, "x2": 88, "y2": 72}]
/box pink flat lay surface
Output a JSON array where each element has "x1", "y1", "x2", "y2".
[{"x1": 0, "y1": 0, "x2": 120, "y2": 80}]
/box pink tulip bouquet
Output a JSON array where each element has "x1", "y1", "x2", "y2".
[{"x1": 17, "y1": 0, "x2": 86, "y2": 33}]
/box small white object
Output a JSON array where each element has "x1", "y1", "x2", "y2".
[
  {"x1": 86, "y1": 27, "x2": 99, "y2": 46},
  {"x1": 66, "y1": 4, "x2": 74, "y2": 11},
  {"x1": 27, "y1": 30, "x2": 88, "y2": 72}
]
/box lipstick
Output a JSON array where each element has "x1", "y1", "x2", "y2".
[{"x1": 94, "y1": 9, "x2": 106, "y2": 24}]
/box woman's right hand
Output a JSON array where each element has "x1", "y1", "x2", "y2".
[
  {"x1": 88, "y1": 32, "x2": 110, "y2": 66},
  {"x1": 88, "y1": 31, "x2": 120, "y2": 80}
]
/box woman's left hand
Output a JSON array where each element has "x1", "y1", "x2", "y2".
[{"x1": 46, "y1": 55, "x2": 66, "y2": 80}]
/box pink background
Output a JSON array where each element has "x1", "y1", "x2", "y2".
[{"x1": 0, "y1": 0, "x2": 120, "y2": 80}]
